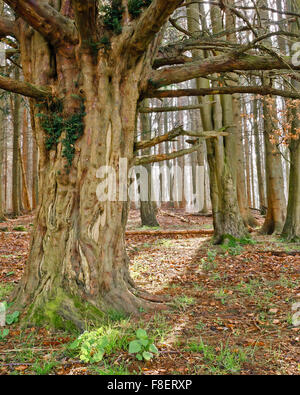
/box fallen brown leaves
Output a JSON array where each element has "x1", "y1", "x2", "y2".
[{"x1": 0, "y1": 211, "x2": 299, "y2": 375}]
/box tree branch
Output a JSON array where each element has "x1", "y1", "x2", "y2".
[
  {"x1": 135, "y1": 140, "x2": 203, "y2": 165},
  {"x1": 149, "y1": 52, "x2": 300, "y2": 88},
  {"x1": 4, "y1": 0, "x2": 77, "y2": 47},
  {"x1": 0, "y1": 74, "x2": 51, "y2": 98},
  {"x1": 139, "y1": 103, "x2": 206, "y2": 113},
  {"x1": 135, "y1": 125, "x2": 183, "y2": 151},
  {"x1": 146, "y1": 86, "x2": 300, "y2": 100},
  {"x1": 71, "y1": 0, "x2": 96, "y2": 49},
  {"x1": 128, "y1": 0, "x2": 184, "y2": 56},
  {"x1": 0, "y1": 16, "x2": 16, "y2": 38},
  {"x1": 134, "y1": 125, "x2": 228, "y2": 152}
]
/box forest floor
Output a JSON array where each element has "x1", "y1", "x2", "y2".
[{"x1": 0, "y1": 209, "x2": 299, "y2": 375}]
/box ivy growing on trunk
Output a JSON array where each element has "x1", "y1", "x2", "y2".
[
  {"x1": 101, "y1": 0, "x2": 124, "y2": 35},
  {"x1": 37, "y1": 99, "x2": 86, "y2": 170},
  {"x1": 100, "y1": 0, "x2": 152, "y2": 35},
  {"x1": 128, "y1": 0, "x2": 152, "y2": 18}
]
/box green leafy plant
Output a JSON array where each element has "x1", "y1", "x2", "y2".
[
  {"x1": 99, "y1": 36, "x2": 111, "y2": 51},
  {"x1": 221, "y1": 234, "x2": 256, "y2": 256},
  {"x1": 214, "y1": 288, "x2": 229, "y2": 305},
  {"x1": 5, "y1": 271, "x2": 15, "y2": 277},
  {"x1": 173, "y1": 295, "x2": 195, "y2": 310},
  {"x1": 32, "y1": 361, "x2": 57, "y2": 375},
  {"x1": 101, "y1": 0, "x2": 124, "y2": 35},
  {"x1": 0, "y1": 328, "x2": 9, "y2": 341},
  {"x1": 13, "y1": 225, "x2": 27, "y2": 232},
  {"x1": 89, "y1": 361, "x2": 130, "y2": 375},
  {"x1": 201, "y1": 249, "x2": 217, "y2": 271},
  {"x1": 186, "y1": 338, "x2": 248, "y2": 374},
  {"x1": 0, "y1": 284, "x2": 14, "y2": 300},
  {"x1": 128, "y1": 0, "x2": 152, "y2": 18},
  {"x1": 128, "y1": 328, "x2": 158, "y2": 361},
  {"x1": 221, "y1": 235, "x2": 243, "y2": 255},
  {"x1": 38, "y1": 99, "x2": 85, "y2": 170},
  {"x1": 69, "y1": 326, "x2": 128, "y2": 363},
  {"x1": 6, "y1": 310, "x2": 20, "y2": 325}
]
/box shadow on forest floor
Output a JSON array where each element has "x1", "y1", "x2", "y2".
[{"x1": 0, "y1": 210, "x2": 299, "y2": 375}]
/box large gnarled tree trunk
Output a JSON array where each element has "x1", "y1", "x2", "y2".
[
  {"x1": 5, "y1": 0, "x2": 182, "y2": 329},
  {"x1": 1, "y1": 0, "x2": 298, "y2": 328}
]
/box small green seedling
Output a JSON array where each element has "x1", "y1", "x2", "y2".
[
  {"x1": 6, "y1": 311, "x2": 20, "y2": 325},
  {"x1": 0, "y1": 328, "x2": 9, "y2": 341},
  {"x1": 129, "y1": 329, "x2": 158, "y2": 361}
]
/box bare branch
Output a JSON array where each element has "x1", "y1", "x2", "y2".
[
  {"x1": 134, "y1": 125, "x2": 228, "y2": 152},
  {"x1": 128, "y1": 0, "x2": 184, "y2": 56},
  {"x1": 4, "y1": 0, "x2": 77, "y2": 47},
  {"x1": 0, "y1": 15, "x2": 16, "y2": 38},
  {"x1": 0, "y1": 74, "x2": 51, "y2": 98},
  {"x1": 135, "y1": 140, "x2": 203, "y2": 165},
  {"x1": 139, "y1": 103, "x2": 206, "y2": 113},
  {"x1": 146, "y1": 86, "x2": 300, "y2": 100},
  {"x1": 135, "y1": 125, "x2": 183, "y2": 151},
  {"x1": 149, "y1": 53, "x2": 300, "y2": 88}
]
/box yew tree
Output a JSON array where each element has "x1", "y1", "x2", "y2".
[{"x1": 0, "y1": 0, "x2": 299, "y2": 329}]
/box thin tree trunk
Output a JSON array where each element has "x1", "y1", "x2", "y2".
[
  {"x1": 18, "y1": 145, "x2": 31, "y2": 213},
  {"x1": 0, "y1": 92, "x2": 5, "y2": 221},
  {"x1": 236, "y1": 97, "x2": 258, "y2": 227},
  {"x1": 253, "y1": 98, "x2": 267, "y2": 213},
  {"x1": 281, "y1": 0, "x2": 300, "y2": 241},
  {"x1": 282, "y1": 137, "x2": 300, "y2": 241},
  {"x1": 12, "y1": 67, "x2": 21, "y2": 217},
  {"x1": 139, "y1": 99, "x2": 159, "y2": 227},
  {"x1": 259, "y1": 0, "x2": 286, "y2": 234},
  {"x1": 21, "y1": 108, "x2": 31, "y2": 212},
  {"x1": 260, "y1": 96, "x2": 286, "y2": 234}
]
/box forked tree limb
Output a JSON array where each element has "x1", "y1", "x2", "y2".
[
  {"x1": 3, "y1": 0, "x2": 77, "y2": 47},
  {"x1": 134, "y1": 125, "x2": 228, "y2": 152},
  {"x1": 135, "y1": 125, "x2": 183, "y2": 151},
  {"x1": 128, "y1": 0, "x2": 184, "y2": 56},
  {"x1": 135, "y1": 140, "x2": 203, "y2": 165}
]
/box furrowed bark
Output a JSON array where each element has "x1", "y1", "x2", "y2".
[
  {"x1": 9, "y1": 6, "x2": 169, "y2": 329},
  {"x1": 4, "y1": 0, "x2": 77, "y2": 48},
  {"x1": 71, "y1": 0, "x2": 97, "y2": 47},
  {"x1": 0, "y1": 15, "x2": 16, "y2": 38}
]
